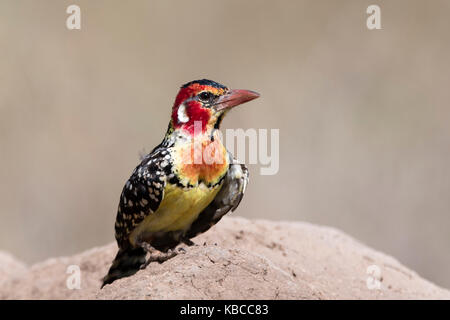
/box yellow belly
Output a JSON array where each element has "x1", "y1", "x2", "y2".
[{"x1": 129, "y1": 182, "x2": 221, "y2": 246}]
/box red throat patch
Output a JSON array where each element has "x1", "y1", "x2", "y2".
[{"x1": 171, "y1": 100, "x2": 212, "y2": 135}]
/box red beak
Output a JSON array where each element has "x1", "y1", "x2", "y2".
[{"x1": 215, "y1": 89, "x2": 260, "y2": 111}]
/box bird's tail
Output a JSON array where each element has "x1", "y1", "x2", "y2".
[{"x1": 101, "y1": 247, "x2": 146, "y2": 288}]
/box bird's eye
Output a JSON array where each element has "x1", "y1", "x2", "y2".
[{"x1": 198, "y1": 91, "x2": 213, "y2": 102}]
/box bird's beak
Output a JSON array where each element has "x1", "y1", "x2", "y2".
[{"x1": 215, "y1": 89, "x2": 260, "y2": 111}]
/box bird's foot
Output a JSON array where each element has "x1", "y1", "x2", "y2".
[
  {"x1": 140, "y1": 247, "x2": 188, "y2": 268},
  {"x1": 155, "y1": 246, "x2": 189, "y2": 263},
  {"x1": 139, "y1": 241, "x2": 158, "y2": 255},
  {"x1": 138, "y1": 241, "x2": 165, "y2": 269},
  {"x1": 137, "y1": 239, "x2": 192, "y2": 269}
]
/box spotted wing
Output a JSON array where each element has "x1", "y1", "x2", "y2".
[
  {"x1": 114, "y1": 147, "x2": 171, "y2": 249},
  {"x1": 185, "y1": 157, "x2": 249, "y2": 239}
]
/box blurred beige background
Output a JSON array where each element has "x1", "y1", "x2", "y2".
[{"x1": 1, "y1": 0, "x2": 450, "y2": 288}]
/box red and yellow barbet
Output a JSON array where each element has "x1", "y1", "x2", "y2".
[{"x1": 102, "y1": 79, "x2": 259, "y2": 287}]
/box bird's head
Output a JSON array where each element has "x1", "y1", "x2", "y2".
[{"x1": 170, "y1": 79, "x2": 259, "y2": 136}]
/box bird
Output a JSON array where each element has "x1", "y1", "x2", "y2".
[{"x1": 102, "y1": 79, "x2": 260, "y2": 287}]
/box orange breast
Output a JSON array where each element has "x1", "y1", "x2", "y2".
[{"x1": 173, "y1": 137, "x2": 229, "y2": 186}]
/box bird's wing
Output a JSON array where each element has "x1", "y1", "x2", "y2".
[
  {"x1": 114, "y1": 146, "x2": 171, "y2": 248},
  {"x1": 185, "y1": 156, "x2": 249, "y2": 239}
]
